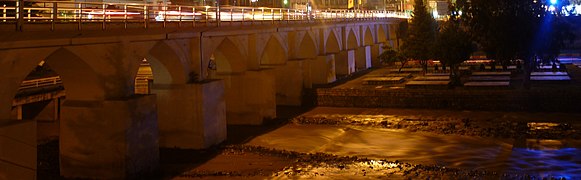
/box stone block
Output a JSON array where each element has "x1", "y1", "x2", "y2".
[
  {"x1": 311, "y1": 54, "x2": 336, "y2": 84},
  {"x1": 59, "y1": 95, "x2": 159, "y2": 179},
  {"x1": 371, "y1": 44, "x2": 384, "y2": 67},
  {"x1": 152, "y1": 80, "x2": 226, "y2": 149},
  {"x1": 0, "y1": 120, "x2": 36, "y2": 180},
  {"x1": 218, "y1": 69, "x2": 276, "y2": 125},
  {"x1": 275, "y1": 60, "x2": 305, "y2": 106},
  {"x1": 335, "y1": 50, "x2": 356, "y2": 76},
  {"x1": 356, "y1": 46, "x2": 372, "y2": 70}
]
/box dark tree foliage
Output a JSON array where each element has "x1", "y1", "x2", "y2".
[
  {"x1": 458, "y1": 0, "x2": 544, "y2": 65},
  {"x1": 401, "y1": 0, "x2": 437, "y2": 73},
  {"x1": 434, "y1": 16, "x2": 474, "y2": 85},
  {"x1": 378, "y1": 46, "x2": 407, "y2": 72}
]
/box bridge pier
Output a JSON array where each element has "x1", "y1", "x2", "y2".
[
  {"x1": 311, "y1": 54, "x2": 337, "y2": 84},
  {"x1": 0, "y1": 120, "x2": 36, "y2": 180},
  {"x1": 152, "y1": 80, "x2": 226, "y2": 149},
  {"x1": 59, "y1": 95, "x2": 159, "y2": 179},
  {"x1": 371, "y1": 43, "x2": 385, "y2": 67},
  {"x1": 335, "y1": 50, "x2": 356, "y2": 76},
  {"x1": 274, "y1": 59, "x2": 308, "y2": 106},
  {"x1": 219, "y1": 69, "x2": 276, "y2": 125},
  {"x1": 356, "y1": 46, "x2": 372, "y2": 71}
]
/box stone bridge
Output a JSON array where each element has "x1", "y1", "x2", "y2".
[{"x1": 0, "y1": 19, "x2": 401, "y2": 179}]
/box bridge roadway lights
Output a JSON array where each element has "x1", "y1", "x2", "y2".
[
  {"x1": 59, "y1": 95, "x2": 159, "y2": 179},
  {"x1": 152, "y1": 80, "x2": 226, "y2": 149},
  {"x1": 0, "y1": 120, "x2": 36, "y2": 180}
]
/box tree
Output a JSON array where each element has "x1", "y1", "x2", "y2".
[
  {"x1": 458, "y1": 0, "x2": 547, "y2": 87},
  {"x1": 401, "y1": 0, "x2": 437, "y2": 73},
  {"x1": 378, "y1": 46, "x2": 408, "y2": 72},
  {"x1": 434, "y1": 17, "x2": 474, "y2": 85}
]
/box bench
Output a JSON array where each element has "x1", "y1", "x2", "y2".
[
  {"x1": 362, "y1": 77, "x2": 406, "y2": 85},
  {"x1": 464, "y1": 81, "x2": 510, "y2": 89},
  {"x1": 425, "y1": 72, "x2": 449, "y2": 76},
  {"x1": 472, "y1": 72, "x2": 511, "y2": 76},
  {"x1": 531, "y1": 72, "x2": 569, "y2": 76},
  {"x1": 414, "y1": 76, "x2": 450, "y2": 81},
  {"x1": 531, "y1": 76, "x2": 571, "y2": 82},
  {"x1": 388, "y1": 68, "x2": 423, "y2": 73},
  {"x1": 384, "y1": 73, "x2": 413, "y2": 78},
  {"x1": 405, "y1": 80, "x2": 450, "y2": 89},
  {"x1": 468, "y1": 76, "x2": 511, "y2": 81}
]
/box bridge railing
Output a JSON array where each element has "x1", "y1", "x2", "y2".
[
  {"x1": 0, "y1": 0, "x2": 409, "y2": 31},
  {"x1": 18, "y1": 76, "x2": 62, "y2": 90}
]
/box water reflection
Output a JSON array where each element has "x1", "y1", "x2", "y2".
[{"x1": 247, "y1": 124, "x2": 581, "y2": 179}]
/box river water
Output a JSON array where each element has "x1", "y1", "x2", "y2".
[{"x1": 246, "y1": 124, "x2": 581, "y2": 179}]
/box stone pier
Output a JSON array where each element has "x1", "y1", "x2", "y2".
[{"x1": 59, "y1": 95, "x2": 159, "y2": 179}]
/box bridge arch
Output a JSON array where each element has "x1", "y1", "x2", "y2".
[
  {"x1": 346, "y1": 29, "x2": 358, "y2": 50},
  {"x1": 145, "y1": 41, "x2": 189, "y2": 85},
  {"x1": 325, "y1": 30, "x2": 341, "y2": 54},
  {"x1": 363, "y1": 26, "x2": 374, "y2": 46},
  {"x1": 43, "y1": 48, "x2": 105, "y2": 101},
  {"x1": 377, "y1": 25, "x2": 388, "y2": 43},
  {"x1": 296, "y1": 32, "x2": 318, "y2": 59},
  {"x1": 260, "y1": 35, "x2": 287, "y2": 65},
  {"x1": 213, "y1": 37, "x2": 246, "y2": 74}
]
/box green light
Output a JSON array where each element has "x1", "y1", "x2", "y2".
[{"x1": 283, "y1": 0, "x2": 288, "y2": 5}]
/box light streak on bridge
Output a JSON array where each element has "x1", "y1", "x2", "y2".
[{"x1": 0, "y1": 0, "x2": 409, "y2": 31}]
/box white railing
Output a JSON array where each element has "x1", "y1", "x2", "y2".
[
  {"x1": 0, "y1": 0, "x2": 409, "y2": 31},
  {"x1": 18, "y1": 76, "x2": 62, "y2": 90}
]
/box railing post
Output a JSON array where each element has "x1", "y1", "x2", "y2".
[
  {"x1": 16, "y1": 0, "x2": 23, "y2": 31},
  {"x1": 251, "y1": 8, "x2": 254, "y2": 24},
  {"x1": 241, "y1": 8, "x2": 245, "y2": 25},
  {"x1": 230, "y1": 7, "x2": 233, "y2": 25},
  {"x1": 163, "y1": 5, "x2": 166, "y2": 28},
  {"x1": 78, "y1": 4, "x2": 82, "y2": 30},
  {"x1": 124, "y1": 4, "x2": 128, "y2": 29},
  {"x1": 2, "y1": 4, "x2": 6, "y2": 22},
  {"x1": 286, "y1": 9, "x2": 289, "y2": 23},
  {"x1": 51, "y1": 2, "x2": 57, "y2": 31},
  {"x1": 179, "y1": 6, "x2": 183, "y2": 27},
  {"x1": 102, "y1": 4, "x2": 106, "y2": 30},
  {"x1": 270, "y1": 9, "x2": 273, "y2": 24},
  {"x1": 144, "y1": 5, "x2": 148, "y2": 29},
  {"x1": 192, "y1": 7, "x2": 196, "y2": 27},
  {"x1": 205, "y1": 6, "x2": 209, "y2": 26}
]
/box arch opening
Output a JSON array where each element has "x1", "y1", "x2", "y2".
[
  {"x1": 296, "y1": 33, "x2": 318, "y2": 59},
  {"x1": 6, "y1": 47, "x2": 104, "y2": 177},
  {"x1": 364, "y1": 27, "x2": 374, "y2": 46},
  {"x1": 346, "y1": 29, "x2": 358, "y2": 50},
  {"x1": 211, "y1": 38, "x2": 246, "y2": 76},
  {"x1": 260, "y1": 36, "x2": 287, "y2": 65},
  {"x1": 378, "y1": 25, "x2": 388, "y2": 43},
  {"x1": 325, "y1": 30, "x2": 341, "y2": 54}
]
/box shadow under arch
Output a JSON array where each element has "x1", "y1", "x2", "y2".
[
  {"x1": 43, "y1": 48, "x2": 105, "y2": 101},
  {"x1": 363, "y1": 27, "x2": 374, "y2": 46},
  {"x1": 346, "y1": 29, "x2": 358, "y2": 50},
  {"x1": 214, "y1": 37, "x2": 246, "y2": 74},
  {"x1": 325, "y1": 30, "x2": 341, "y2": 54},
  {"x1": 377, "y1": 25, "x2": 388, "y2": 43},
  {"x1": 296, "y1": 32, "x2": 318, "y2": 59},
  {"x1": 145, "y1": 41, "x2": 189, "y2": 85},
  {"x1": 260, "y1": 36, "x2": 287, "y2": 65}
]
